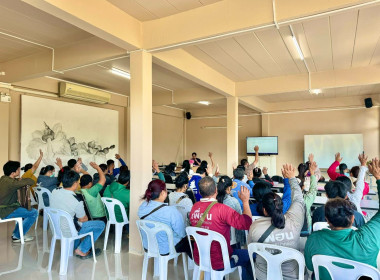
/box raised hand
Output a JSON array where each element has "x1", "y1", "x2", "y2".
[
  {"x1": 152, "y1": 160, "x2": 160, "y2": 173},
  {"x1": 308, "y1": 153, "x2": 314, "y2": 163},
  {"x1": 115, "y1": 154, "x2": 121, "y2": 160},
  {"x1": 238, "y1": 186, "x2": 250, "y2": 204},
  {"x1": 89, "y1": 162, "x2": 99, "y2": 170},
  {"x1": 309, "y1": 161, "x2": 318, "y2": 175},
  {"x1": 358, "y1": 153, "x2": 368, "y2": 167},
  {"x1": 263, "y1": 167, "x2": 268, "y2": 175},
  {"x1": 208, "y1": 152, "x2": 213, "y2": 158},
  {"x1": 282, "y1": 163, "x2": 296, "y2": 179},
  {"x1": 39, "y1": 149, "x2": 43, "y2": 157},
  {"x1": 55, "y1": 158, "x2": 63, "y2": 169},
  {"x1": 368, "y1": 158, "x2": 380, "y2": 180},
  {"x1": 254, "y1": 145, "x2": 259, "y2": 153},
  {"x1": 335, "y1": 152, "x2": 343, "y2": 163},
  {"x1": 248, "y1": 170, "x2": 253, "y2": 181}
]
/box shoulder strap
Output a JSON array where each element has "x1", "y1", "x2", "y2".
[
  {"x1": 141, "y1": 204, "x2": 166, "y2": 220},
  {"x1": 176, "y1": 195, "x2": 187, "y2": 204},
  {"x1": 196, "y1": 201, "x2": 217, "y2": 228},
  {"x1": 258, "y1": 224, "x2": 276, "y2": 243}
]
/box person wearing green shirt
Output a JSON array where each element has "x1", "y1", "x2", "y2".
[
  {"x1": 80, "y1": 162, "x2": 106, "y2": 221},
  {"x1": 103, "y1": 170, "x2": 130, "y2": 223},
  {"x1": 305, "y1": 154, "x2": 380, "y2": 280},
  {"x1": 303, "y1": 155, "x2": 318, "y2": 234}
]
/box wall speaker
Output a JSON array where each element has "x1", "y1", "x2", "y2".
[
  {"x1": 186, "y1": 112, "x2": 192, "y2": 120},
  {"x1": 365, "y1": 98, "x2": 373, "y2": 108}
]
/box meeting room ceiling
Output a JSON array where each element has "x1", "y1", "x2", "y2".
[
  {"x1": 184, "y1": 5, "x2": 380, "y2": 82},
  {"x1": 106, "y1": 0, "x2": 222, "y2": 21}
]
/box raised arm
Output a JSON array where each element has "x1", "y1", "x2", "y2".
[
  {"x1": 327, "y1": 153, "x2": 343, "y2": 180},
  {"x1": 304, "y1": 160, "x2": 318, "y2": 211},
  {"x1": 281, "y1": 176, "x2": 292, "y2": 214},
  {"x1": 253, "y1": 145, "x2": 259, "y2": 166},
  {"x1": 90, "y1": 162, "x2": 106, "y2": 186},
  {"x1": 263, "y1": 167, "x2": 274, "y2": 184},
  {"x1": 153, "y1": 160, "x2": 165, "y2": 183},
  {"x1": 238, "y1": 186, "x2": 252, "y2": 218},
  {"x1": 55, "y1": 157, "x2": 63, "y2": 170},
  {"x1": 349, "y1": 153, "x2": 368, "y2": 214},
  {"x1": 115, "y1": 154, "x2": 126, "y2": 166},
  {"x1": 208, "y1": 152, "x2": 215, "y2": 170},
  {"x1": 31, "y1": 149, "x2": 43, "y2": 173}
]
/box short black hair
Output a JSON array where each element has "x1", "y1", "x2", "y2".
[
  {"x1": 253, "y1": 167, "x2": 262, "y2": 178},
  {"x1": 99, "y1": 164, "x2": 107, "y2": 172},
  {"x1": 175, "y1": 172, "x2": 189, "y2": 189},
  {"x1": 325, "y1": 181, "x2": 347, "y2": 199},
  {"x1": 67, "y1": 159, "x2": 77, "y2": 169},
  {"x1": 325, "y1": 198, "x2": 355, "y2": 228},
  {"x1": 21, "y1": 163, "x2": 33, "y2": 172},
  {"x1": 118, "y1": 170, "x2": 130, "y2": 185},
  {"x1": 241, "y1": 159, "x2": 248, "y2": 166},
  {"x1": 3, "y1": 161, "x2": 21, "y2": 176},
  {"x1": 335, "y1": 176, "x2": 352, "y2": 192},
  {"x1": 339, "y1": 163, "x2": 348, "y2": 174},
  {"x1": 62, "y1": 170, "x2": 80, "y2": 188},
  {"x1": 80, "y1": 174, "x2": 93, "y2": 187},
  {"x1": 199, "y1": 177, "x2": 216, "y2": 198},
  {"x1": 192, "y1": 152, "x2": 197, "y2": 156},
  {"x1": 233, "y1": 168, "x2": 245, "y2": 180},
  {"x1": 196, "y1": 167, "x2": 206, "y2": 175},
  {"x1": 350, "y1": 166, "x2": 360, "y2": 178},
  {"x1": 58, "y1": 166, "x2": 70, "y2": 183},
  {"x1": 107, "y1": 159, "x2": 114, "y2": 167}
]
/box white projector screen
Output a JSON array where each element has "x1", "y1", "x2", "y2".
[
  {"x1": 247, "y1": 137, "x2": 278, "y2": 155},
  {"x1": 304, "y1": 134, "x2": 363, "y2": 169}
]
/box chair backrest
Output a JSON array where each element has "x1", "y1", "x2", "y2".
[
  {"x1": 248, "y1": 243, "x2": 305, "y2": 279},
  {"x1": 136, "y1": 220, "x2": 177, "y2": 257},
  {"x1": 44, "y1": 207, "x2": 78, "y2": 239},
  {"x1": 230, "y1": 227, "x2": 237, "y2": 245},
  {"x1": 252, "y1": 216, "x2": 263, "y2": 222},
  {"x1": 33, "y1": 186, "x2": 52, "y2": 208},
  {"x1": 312, "y1": 255, "x2": 380, "y2": 280},
  {"x1": 101, "y1": 197, "x2": 129, "y2": 224},
  {"x1": 313, "y1": 222, "x2": 330, "y2": 231},
  {"x1": 186, "y1": 227, "x2": 232, "y2": 272}
]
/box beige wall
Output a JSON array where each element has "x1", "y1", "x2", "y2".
[{"x1": 186, "y1": 107, "x2": 380, "y2": 175}]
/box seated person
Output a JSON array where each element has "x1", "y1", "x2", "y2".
[
  {"x1": 305, "y1": 158, "x2": 380, "y2": 280},
  {"x1": 152, "y1": 160, "x2": 165, "y2": 182},
  {"x1": 137, "y1": 180, "x2": 190, "y2": 256},
  {"x1": 216, "y1": 175, "x2": 246, "y2": 247},
  {"x1": 168, "y1": 172, "x2": 193, "y2": 224},
  {"x1": 51, "y1": 170, "x2": 105, "y2": 259},
  {"x1": 103, "y1": 170, "x2": 130, "y2": 222},
  {"x1": 312, "y1": 181, "x2": 365, "y2": 228},
  {"x1": 248, "y1": 164, "x2": 305, "y2": 280},
  {"x1": 80, "y1": 162, "x2": 107, "y2": 221},
  {"x1": 37, "y1": 160, "x2": 60, "y2": 206},
  {"x1": 68, "y1": 158, "x2": 88, "y2": 173},
  {"x1": 107, "y1": 154, "x2": 127, "y2": 177},
  {"x1": 181, "y1": 160, "x2": 194, "y2": 176},
  {"x1": 93, "y1": 163, "x2": 114, "y2": 196},
  {"x1": 0, "y1": 161, "x2": 38, "y2": 242},
  {"x1": 252, "y1": 167, "x2": 273, "y2": 185},
  {"x1": 165, "y1": 162, "x2": 177, "y2": 177},
  {"x1": 21, "y1": 149, "x2": 43, "y2": 199},
  {"x1": 302, "y1": 157, "x2": 319, "y2": 234},
  {"x1": 189, "y1": 177, "x2": 253, "y2": 279},
  {"x1": 231, "y1": 168, "x2": 252, "y2": 208},
  {"x1": 188, "y1": 167, "x2": 206, "y2": 201},
  {"x1": 327, "y1": 152, "x2": 349, "y2": 180},
  {"x1": 191, "y1": 152, "x2": 201, "y2": 166},
  {"x1": 241, "y1": 145, "x2": 259, "y2": 177}
]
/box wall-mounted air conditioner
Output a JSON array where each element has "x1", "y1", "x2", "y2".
[{"x1": 59, "y1": 82, "x2": 111, "y2": 104}]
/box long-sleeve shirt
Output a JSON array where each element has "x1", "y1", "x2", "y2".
[
  {"x1": 112, "y1": 158, "x2": 127, "y2": 177},
  {"x1": 303, "y1": 175, "x2": 317, "y2": 233},
  {"x1": 305, "y1": 179, "x2": 380, "y2": 280},
  {"x1": 248, "y1": 178, "x2": 305, "y2": 280},
  {"x1": 347, "y1": 166, "x2": 367, "y2": 215},
  {"x1": 231, "y1": 179, "x2": 252, "y2": 208},
  {"x1": 0, "y1": 176, "x2": 35, "y2": 218},
  {"x1": 327, "y1": 161, "x2": 345, "y2": 181}
]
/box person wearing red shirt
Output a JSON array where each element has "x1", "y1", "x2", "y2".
[{"x1": 189, "y1": 177, "x2": 253, "y2": 280}]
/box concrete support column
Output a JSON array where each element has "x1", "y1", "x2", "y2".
[
  {"x1": 226, "y1": 97, "x2": 238, "y2": 177},
  {"x1": 129, "y1": 50, "x2": 152, "y2": 255},
  {"x1": 261, "y1": 114, "x2": 270, "y2": 136}
]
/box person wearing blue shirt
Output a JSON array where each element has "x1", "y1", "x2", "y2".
[
  {"x1": 137, "y1": 180, "x2": 191, "y2": 256},
  {"x1": 231, "y1": 168, "x2": 253, "y2": 208},
  {"x1": 188, "y1": 167, "x2": 206, "y2": 201},
  {"x1": 107, "y1": 154, "x2": 127, "y2": 177}
]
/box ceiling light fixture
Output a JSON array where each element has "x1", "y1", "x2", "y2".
[
  {"x1": 110, "y1": 68, "x2": 131, "y2": 79},
  {"x1": 310, "y1": 89, "x2": 322, "y2": 95},
  {"x1": 292, "y1": 36, "x2": 304, "y2": 60},
  {"x1": 198, "y1": 101, "x2": 210, "y2": 106}
]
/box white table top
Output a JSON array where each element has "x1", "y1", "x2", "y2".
[{"x1": 312, "y1": 196, "x2": 379, "y2": 210}]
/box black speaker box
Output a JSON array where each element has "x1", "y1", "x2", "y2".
[
  {"x1": 186, "y1": 112, "x2": 192, "y2": 120},
  {"x1": 365, "y1": 98, "x2": 373, "y2": 108}
]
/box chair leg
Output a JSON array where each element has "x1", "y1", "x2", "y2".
[
  {"x1": 159, "y1": 257, "x2": 168, "y2": 280},
  {"x1": 47, "y1": 237, "x2": 56, "y2": 272},
  {"x1": 59, "y1": 239, "x2": 70, "y2": 275},
  {"x1": 238, "y1": 266, "x2": 242, "y2": 280},
  {"x1": 103, "y1": 222, "x2": 111, "y2": 251},
  {"x1": 188, "y1": 257, "x2": 194, "y2": 270},
  {"x1": 182, "y1": 253, "x2": 188, "y2": 280},
  {"x1": 193, "y1": 266, "x2": 200, "y2": 280},
  {"x1": 141, "y1": 254, "x2": 149, "y2": 280},
  {"x1": 42, "y1": 210, "x2": 48, "y2": 231},
  {"x1": 90, "y1": 233, "x2": 97, "y2": 263},
  {"x1": 174, "y1": 256, "x2": 178, "y2": 266},
  {"x1": 154, "y1": 257, "x2": 160, "y2": 277},
  {"x1": 69, "y1": 240, "x2": 74, "y2": 257},
  {"x1": 115, "y1": 224, "x2": 122, "y2": 254},
  {"x1": 34, "y1": 209, "x2": 40, "y2": 230}
]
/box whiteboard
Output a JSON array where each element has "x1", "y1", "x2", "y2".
[{"x1": 304, "y1": 134, "x2": 363, "y2": 169}]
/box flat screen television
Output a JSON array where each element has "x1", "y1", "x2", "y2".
[{"x1": 246, "y1": 136, "x2": 278, "y2": 155}]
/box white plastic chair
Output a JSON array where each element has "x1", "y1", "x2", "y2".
[
  {"x1": 248, "y1": 243, "x2": 305, "y2": 280},
  {"x1": 186, "y1": 226, "x2": 240, "y2": 280},
  {"x1": 45, "y1": 207, "x2": 97, "y2": 275},
  {"x1": 33, "y1": 186, "x2": 52, "y2": 230},
  {"x1": 0, "y1": 217, "x2": 24, "y2": 244},
  {"x1": 313, "y1": 222, "x2": 357, "y2": 232},
  {"x1": 136, "y1": 220, "x2": 188, "y2": 280},
  {"x1": 312, "y1": 255, "x2": 380, "y2": 280},
  {"x1": 101, "y1": 197, "x2": 129, "y2": 254},
  {"x1": 229, "y1": 227, "x2": 242, "y2": 279}
]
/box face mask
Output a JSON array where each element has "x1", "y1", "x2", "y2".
[{"x1": 344, "y1": 172, "x2": 350, "y2": 177}]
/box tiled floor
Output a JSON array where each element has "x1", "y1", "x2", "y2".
[{"x1": 0, "y1": 219, "x2": 241, "y2": 280}]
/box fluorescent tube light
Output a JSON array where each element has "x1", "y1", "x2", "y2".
[
  {"x1": 111, "y1": 68, "x2": 131, "y2": 79},
  {"x1": 310, "y1": 89, "x2": 322, "y2": 95},
  {"x1": 198, "y1": 101, "x2": 210, "y2": 106},
  {"x1": 292, "y1": 36, "x2": 304, "y2": 60}
]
